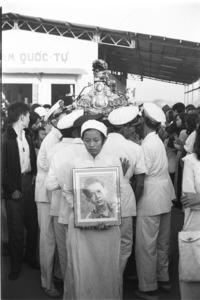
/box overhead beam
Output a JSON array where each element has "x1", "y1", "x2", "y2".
[{"x1": 2, "y1": 12, "x2": 200, "y2": 85}]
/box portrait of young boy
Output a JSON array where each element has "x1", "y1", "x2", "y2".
[{"x1": 82, "y1": 177, "x2": 115, "y2": 219}]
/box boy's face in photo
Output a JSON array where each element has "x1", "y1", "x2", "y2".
[{"x1": 85, "y1": 182, "x2": 107, "y2": 208}]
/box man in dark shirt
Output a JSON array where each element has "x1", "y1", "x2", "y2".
[{"x1": 2, "y1": 102, "x2": 38, "y2": 280}]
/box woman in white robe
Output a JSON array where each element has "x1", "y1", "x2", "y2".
[
  {"x1": 180, "y1": 127, "x2": 200, "y2": 300},
  {"x1": 62, "y1": 120, "x2": 124, "y2": 300}
]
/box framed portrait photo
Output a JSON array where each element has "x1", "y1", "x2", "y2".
[{"x1": 73, "y1": 167, "x2": 121, "y2": 228}]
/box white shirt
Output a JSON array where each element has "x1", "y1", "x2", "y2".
[
  {"x1": 137, "y1": 132, "x2": 175, "y2": 216},
  {"x1": 102, "y1": 133, "x2": 146, "y2": 217},
  {"x1": 35, "y1": 127, "x2": 62, "y2": 203},
  {"x1": 46, "y1": 138, "x2": 86, "y2": 223},
  {"x1": 182, "y1": 153, "x2": 200, "y2": 195},
  {"x1": 17, "y1": 130, "x2": 31, "y2": 173},
  {"x1": 182, "y1": 153, "x2": 200, "y2": 224},
  {"x1": 45, "y1": 137, "x2": 74, "y2": 216},
  {"x1": 184, "y1": 131, "x2": 196, "y2": 154}
]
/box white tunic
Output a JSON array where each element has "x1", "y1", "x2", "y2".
[
  {"x1": 102, "y1": 133, "x2": 146, "y2": 217},
  {"x1": 46, "y1": 137, "x2": 74, "y2": 216},
  {"x1": 46, "y1": 138, "x2": 86, "y2": 223},
  {"x1": 180, "y1": 153, "x2": 200, "y2": 299},
  {"x1": 184, "y1": 131, "x2": 197, "y2": 154},
  {"x1": 182, "y1": 153, "x2": 200, "y2": 219},
  {"x1": 62, "y1": 149, "x2": 124, "y2": 300},
  {"x1": 137, "y1": 132, "x2": 175, "y2": 216}
]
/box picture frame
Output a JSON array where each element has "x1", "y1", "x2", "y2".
[{"x1": 73, "y1": 167, "x2": 121, "y2": 228}]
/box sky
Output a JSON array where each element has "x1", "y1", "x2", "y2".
[
  {"x1": 2, "y1": 0, "x2": 200, "y2": 104},
  {"x1": 2, "y1": 0, "x2": 200, "y2": 42}
]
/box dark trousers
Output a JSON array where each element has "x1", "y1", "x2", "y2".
[
  {"x1": 5, "y1": 196, "x2": 24, "y2": 273},
  {"x1": 22, "y1": 174, "x2": 38, "y2": 265},
  {"x1": 176, "y1": 162, "x2": 183, "y2": 202},
  {"x1": 5, "y1": 174, "x2": 38, "y2": 273}
]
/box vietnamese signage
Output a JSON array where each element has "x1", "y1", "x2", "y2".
[
  {"x1": 3, "y1": 52, "x2": 69, "y2": 65},
  {"x1": 2, "y1": 30, "x2": 98, "y2": 71}
]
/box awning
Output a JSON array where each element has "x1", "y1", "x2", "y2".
[{"x1": 2, "y1": 12, "x2": 200, "y2": 84}]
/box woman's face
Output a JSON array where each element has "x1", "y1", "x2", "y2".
[
  {"x1": 31, "y1": 118, "x2": 41, "y2": 131},
  {"x1": 82, "y1": 129, "x2": 104, "y2": 158},
  {"x1": 43, "y1": 121, "x2": 52, "y2": 135},
  {"x1": 123, "y1": 124, "x2": 136, "y2": 139},
  {"x1": 38, "y1": 129, "x2": 46, "y2": 141},
  {"x1": 176, "y1": 115, "x2": 182, "y2": 127}
]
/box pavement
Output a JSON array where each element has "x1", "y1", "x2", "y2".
[{"x1": 1, "y1": 207, "x2": 184, "y2": 300}]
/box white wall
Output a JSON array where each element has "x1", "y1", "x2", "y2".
[
  {"x1": 127, "y1": 77, "x2": 185, "y2": 106},
  {"x1": 2, "y1": 30, "x2": 98, "y2": 104}
]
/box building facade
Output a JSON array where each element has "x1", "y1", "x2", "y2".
[{"x1": 2, "y1": 30, "x2": 98, "y2": 106}]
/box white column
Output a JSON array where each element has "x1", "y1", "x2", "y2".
[
  {"x1": 32, "y1": 84, "x2": 39, "y2": 103},
  {"x1": 38, "y1": 81, "x2": 52, "y2": 105}
]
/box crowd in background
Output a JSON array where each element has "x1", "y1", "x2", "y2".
[{"x1": 1, "y1": 97, "x2": 200, "y2": 300}]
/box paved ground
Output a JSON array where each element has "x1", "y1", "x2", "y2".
[{"x1": 1, "y1": 207, "x2": 184, "y2": 300}]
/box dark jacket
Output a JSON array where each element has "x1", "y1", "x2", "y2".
[{"x1": 2, "y1": 125, "x2": 37, "y2": 200}]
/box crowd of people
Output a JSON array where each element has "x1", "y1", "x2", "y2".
[{"x1": 2, "y1": 98, "x2": 200, "y2": 300}]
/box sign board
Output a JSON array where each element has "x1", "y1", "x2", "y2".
[{"x1": 2, "y1": 30, "x2": 98, "y2": 72}]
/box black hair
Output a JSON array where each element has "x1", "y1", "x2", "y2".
[
  {"x1": 175, "y1": 112, "x2": 186, "y2": 128},
  {"x1": 31, "y1": 103, "x2": 41, "y2": 112},
  {"x1": 71, "y1": 128, "x2": 81, "y2": 138},
  {"x1": 172, "y1": 102, "x2": 185, "y2": 113},
  {"x1": 38, "y1": 126, "x2": 46, "y2": 132},
  {"x1": 29, "y1": 111, "x2": 41, "y2": 126},
  {"x1": 186, "y1": 104, "x2": 196, "y2": 112},
  {"x1": 7, "y1": 102, "x2": 30, "y2": 124},
  {"x1": 185, "y1": 113, "x2": 199, "y2": 135},
  {"x1": 165, "y1": 109, "x2": 175, "y2": 125},
  {"x1": 162, "y1": 104, "x2": 171, "y2": 114},
  {"x1": 43, "y1": 104, "x2": 51, "y2": 109},
  {"x1": 59, "y1": 127, "x2": 74, "y2": 138},
  {"x1": 82, "y1": 177, "x2": 105, "y2": 198},
  {"x1": 112, "y1": 125, "x2": 123, "y2": 133}
]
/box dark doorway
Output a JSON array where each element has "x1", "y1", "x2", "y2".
[
  {"x1": 3, "y1": 84, "x2": 32, "y2": 105},
  {"x1": 51, "y1": 84, "x2": 75, "y2": 106}
]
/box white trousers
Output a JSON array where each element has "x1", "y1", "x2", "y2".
[
  {"x1": 63, "y1": 225, "x2": 69, "y2": 300},
  {"x1": 54, "y1": 216, "x2": 67, "y2": 279},
  {"x1": 135, "y1": 212, "x2": 171, "y2": 292},
  {"x1": 37, "y1": 203, "x2": 67, "y2": 289},
  {"x1": 120, "y1": 217, "x2": 133, "y2": 274}
]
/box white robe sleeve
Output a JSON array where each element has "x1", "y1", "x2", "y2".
[
  {"x1": 45, "y1": 158, "x2": 60, "y2": 191},
  {"x1": 37, "y1": 142, "x2": 48, "y2": 172},
  {"x1": 182, "y1": 157, "x2": 196, "y2": 194},
  {"x1": 61, "y1": 161, "x2": 74, "y2": 208}
]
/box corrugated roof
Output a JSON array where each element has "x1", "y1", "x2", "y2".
[{"x1": 2, "y1": 12, "x2": 200, "y2": 85}]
